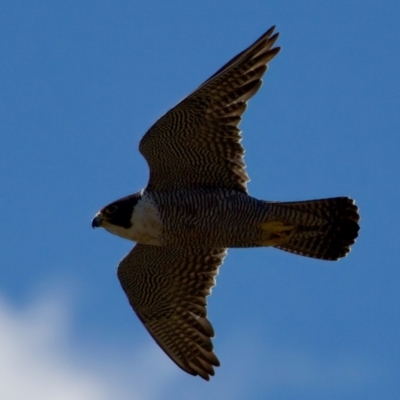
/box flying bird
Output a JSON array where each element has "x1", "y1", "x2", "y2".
[{"x1": 92, "y1": 26, "x2": 360, "y2": 380}]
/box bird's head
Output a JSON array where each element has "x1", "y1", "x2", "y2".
[{"x1": 91, "y1": 191, "x2": 142, "y2": 240}]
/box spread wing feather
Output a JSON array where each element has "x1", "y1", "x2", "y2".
[
  {"x1": 139, "y1": 26, "x2": 280, "y2": 193},
  {"x1": 117, "y1": 244, "x2": 227, "y2": 380}
]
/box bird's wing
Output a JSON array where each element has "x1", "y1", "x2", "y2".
[
  {"x1": 139, "y1": 26, "x2": 280, "y2": 193},
  {"x1": 117, "y1": 244, "x2": 227, "y2": 380}
]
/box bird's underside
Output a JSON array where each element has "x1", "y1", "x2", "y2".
[{"x1": 92, "y1": 26, "x2": 360, "y2": 380}]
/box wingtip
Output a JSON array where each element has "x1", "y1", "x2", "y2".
[{"x1": 266, "y1": 25, "x2": 276, "y2": 36}]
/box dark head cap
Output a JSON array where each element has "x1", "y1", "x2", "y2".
[{"x1": 91, "y1": 191, "x2": 142, "y2": 229}]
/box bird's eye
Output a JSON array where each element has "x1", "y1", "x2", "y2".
[{"x1": 105, "y1": 205, "x2": 118, "y2": 214}]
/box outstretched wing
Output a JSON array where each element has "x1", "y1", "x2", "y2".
[
  {"x1": 139, "y1": 26, "x2": 280, "y2": 193},
  {"x1": 117, "y1": 244, "x2": 227, "y2": 380}
]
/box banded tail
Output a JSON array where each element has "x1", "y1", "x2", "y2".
[{"x1": 266, "y1": 197, "x2": 360, "y2": 260}]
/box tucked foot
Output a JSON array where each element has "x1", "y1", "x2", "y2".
[{"x1": 256, "y1": 221, "x2": 296, "y2": 246}]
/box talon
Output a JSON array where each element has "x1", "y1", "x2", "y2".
[{"x1": 257, "y1": 221, "x2": 296, "y2": 246}]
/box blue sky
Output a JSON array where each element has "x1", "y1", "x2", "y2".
[{"x1": 1, "y1": 1, "x2": 399, "y2": 399}]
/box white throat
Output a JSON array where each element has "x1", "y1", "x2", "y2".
[{"x1": 127, "y1": 192, "x2": 163, "y2": 245}]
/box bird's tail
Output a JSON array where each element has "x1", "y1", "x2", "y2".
[{"x1": 261, "y1": 197, "x2": 360, "y2": 260}]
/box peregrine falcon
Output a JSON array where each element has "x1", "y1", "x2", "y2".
[{"x1": 92, "y1": 26, "x2": 360, "y2": 380}]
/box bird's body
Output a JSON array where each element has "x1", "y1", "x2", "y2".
[
  {"x1": 101, "y1": 188, "x2": 358, "y2": 257},
  {"x1": 103, "y1": 188, "x2": 269, "y2": 247},
  {"x1": 92, "y1": 26, "x2": 360, "y2": 380},
  {"x1": 156, "y1": 188, "x2": 270, "y2": 248}
]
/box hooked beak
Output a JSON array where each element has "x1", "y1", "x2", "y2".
[{"x1": 91, "y1": 213, "x2": 104, "y2": 229}]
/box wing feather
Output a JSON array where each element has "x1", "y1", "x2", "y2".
[
  {"x1": 117, "y1": 244, "x2": 227, "y2": 380},
  {"x1": 139, "y1": 26, "x2": 280, "y2": 192}
]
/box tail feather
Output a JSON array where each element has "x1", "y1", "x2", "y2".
[{"x1": 269, "y1": 197, "x2": 360, "y2": 260}]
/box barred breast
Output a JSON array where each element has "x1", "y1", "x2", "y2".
[{"x1": 146, "y1": 188, "x2": 270, "y2": 248}]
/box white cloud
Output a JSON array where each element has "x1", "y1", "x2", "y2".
[
  {"x1": 0, "y1": 293, "x2": 177, "y2": 400},
  {"x1": 0, "y1": 292, "x2": 380, "y2": 400}
]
